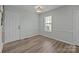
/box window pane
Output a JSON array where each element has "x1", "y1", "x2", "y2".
[
  {"x1": 45, "y1": 24, "x2": 52, "y2": 32},
  {"x1": 44, "y1": 16, "x2": 52, "y2": 32},
  {"x1": 44, "y1": 16, "x2": 52, "y2": 23}
]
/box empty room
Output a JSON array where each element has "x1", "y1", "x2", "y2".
[{"x1": 0, "y1": 5, "x2": 79, "y2": 53}]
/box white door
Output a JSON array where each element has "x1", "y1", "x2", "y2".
[{"x1": 4, "y1": 11, "x2": 20, "y2": 43}]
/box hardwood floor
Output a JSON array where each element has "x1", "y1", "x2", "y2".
[{"x1": 2, "y1": 35, "x2": 79, "y2": 53}]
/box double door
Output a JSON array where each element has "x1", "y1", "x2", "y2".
[{"x1": 4, "y1": 10, "x2": 21, "y2": 43}]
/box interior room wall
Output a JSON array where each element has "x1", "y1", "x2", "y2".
[
  {"x1": 4, "y1": 6, "x2": 39, "y2": 43},
  {"x1": 3, "y1": 5, "x2": 79, "y2": 46},
  {"x1": 39, "y1": 6, "x2": 74, "y2": 45},
  {"x1": 72, "y1": 6, "x2": 79, "y2": 45},
  {"x1": 20, "y1": 11, "x2": 39, "y2": 39}
]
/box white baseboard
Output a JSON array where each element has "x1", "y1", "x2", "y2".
[
  {"x1": 20, "y1": 34, "x2": 39, "y2": 40},
  {"x1": 4, "y1": 34, "x2": 39, "y2": 44},
  {"x1": 4, "y1": 34, "x2": 76, "y2": 46},
  {"x1": 41, "y1": 35, "x2": 76, "y2": 45}
]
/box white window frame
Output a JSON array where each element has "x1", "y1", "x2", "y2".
[{"x1": 44, "y1": 16, "x2": 52, "y2": 32}]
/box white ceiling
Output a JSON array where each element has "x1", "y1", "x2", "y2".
[{"x1": 5, "y1": 5, "x2": 63, "y2": 13}]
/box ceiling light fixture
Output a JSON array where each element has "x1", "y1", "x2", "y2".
[{"x1": 35, "y1": 5, "x2": 44, "y2": 13}]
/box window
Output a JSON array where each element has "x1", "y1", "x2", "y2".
[{"x1": 44, "y1": 16, "x2": 52, "y2": 32}]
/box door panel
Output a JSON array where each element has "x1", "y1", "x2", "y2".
[{"x1": 4, "y1": 11, "x2": 20, "y2": 43}]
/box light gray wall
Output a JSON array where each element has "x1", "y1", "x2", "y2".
[
  {"x1": 39, "y1": 6, "x2": 74, "y2": 45},
  {"x1": 4, "y1": 6, "x2": 39, "y2": 43},
  {"x1": 72, "y1": 6, "x2": 79, "y2": 45},
  {"x1": 4, "y1": 5, "x2": 79, "y2": 46},
  {"x1": 20, "y1": 10, "x2": 39, "y2": 39}
]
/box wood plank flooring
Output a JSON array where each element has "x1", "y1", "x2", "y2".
[{"x1": 2, "y1": 35, "x2": 79, "y2": 53}]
